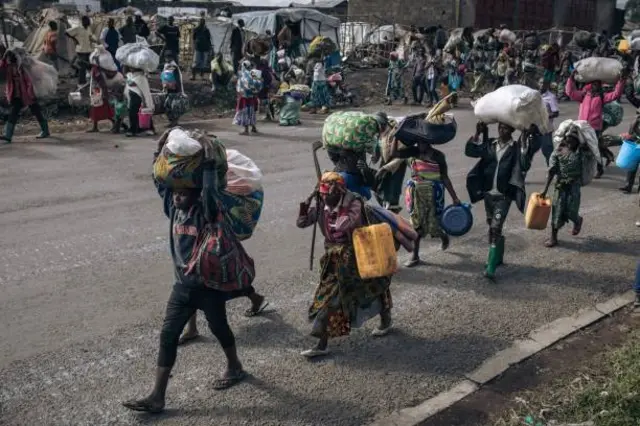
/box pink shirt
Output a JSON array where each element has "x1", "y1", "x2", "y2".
[{"x1": 565, "y1": 78, "x2": 623, "y2": 131}]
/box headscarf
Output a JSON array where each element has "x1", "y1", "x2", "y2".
[{"x1": 319, "y1": 171, "x2": 346, "y2": 195}]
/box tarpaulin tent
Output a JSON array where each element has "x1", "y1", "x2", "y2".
[{"x1": 232, "y1": 8, "x2": 340, "y2": 45}]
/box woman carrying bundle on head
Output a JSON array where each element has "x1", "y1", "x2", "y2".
[
  {"x1": 87, "y1": 50, "x2": 121, "y2": 133},
  {"x1": 161, "y1": 54, "x2": 188, "y2": 128},
  {"x1": 124, "y1": 65, "x2": 155, "y2": 137},
  {"x1": 233, "y1": 60, "x2": 262, "y2": 135}
]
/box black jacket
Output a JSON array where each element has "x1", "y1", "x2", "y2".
[{"x1": 465, "y1": 131, "x2": 533, "y2": 213}]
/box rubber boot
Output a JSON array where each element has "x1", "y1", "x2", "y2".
[
  {"x1": 0, "y1": 122, "x2": 15, "y2": 143},
  {"x1": 36, "y1": 120, "x2": 50, "y2": 139},
  {"x1": 484, "y1": 244, "x2": 499, "y2": 279},
  {"x1": 496, "y1": 236, "x2": 505, "y2": 267}
]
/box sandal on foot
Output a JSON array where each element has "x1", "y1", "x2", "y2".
[
  {"x1": 544, "y1": 239, "x2": 558, "y2": 248},
  {"x1": 244, "y1": 301, "x2": 269, "y2": 318},
  {"x1": 300, "y1": 348, "x2": 330, "y2": 358},
  {"x1": 177, "y1": 333, "x2": 200, "y2": 346},
  {"x1": 372, "y1": 321, "x2": 393, "y2": 337},
  {"x1": 122, "y1": 399, "x2": 164, "y2": 413},
  {"x1": 212, "y1": 370, "x2": 247, "y2": 390},
  {"x1": 572, "y1": 217, "x2": 583, "y2": 236},
  {"x1": 404, "y1": 259, "x2": 420, "y2": 268}
]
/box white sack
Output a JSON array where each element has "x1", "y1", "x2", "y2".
[
  {"x1": 632, "y1": 38, "x2": 640, "y2": 50},
  {"x1": 90, "y1": 46, "x2": 117, "y2": 72},
  {"x1": 116, "y1": 39, "x2": 159, "y2": 73},
  {"x1": 573, "y1": 57, "x2": 622, "y2": 84},
  {"x1": 631, "y1": 30, "x2": 640, "y2": 40},
  {"x1": 474, "y1": 84, "x2": 550, "y2": 134},
  {"x1": 166, "y1": 128, "x2": 203, "y2": 156},
  {"x1": 26, "y1": 60, "x2": 58, "y2": 100},
  {"x1": 225, "y1": 149, "x2": 263, "y2": 195},
  {"x1": 499, "y1": 29, "x2": 516, "y2": 44}
]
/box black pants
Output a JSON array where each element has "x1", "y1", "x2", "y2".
[
  {"x1": 77, "y1": 53, "x2": 90, "y2": 85},
  {"x1": 128, "y1": 92, "x2": 154, "y2": 135},
  {"x1": 624, "y1": 165, "x2": 640, "y2": 190},
  {"x1": 158, "y1": 285, "x2": 235, "y2": 368},
  {"x1": 8, "y1": 98, "x2": 45, "y2": 125},
  {"x1": 232, "y1": 50, "x2": 242, "y2": 74},
  {"x1": 484, "y1": 193, "x2": 513, "y2": 241},
  {"x1": 412, "y1": 75, "x2": 426, "y2": 104}
]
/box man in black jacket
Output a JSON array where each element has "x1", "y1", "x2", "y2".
[
  {"x1": 192, "y1": 18, "x2": 212, "y2": 80},
  {"x1": 465, "y1": 121, "x2": 535, "y2": 280},
  {"x1": 134, "y1": 12, "x2": 150, "y2": 40},
  {"x1": 230, "y1": 19, "x2": 245, "y2": 73}
]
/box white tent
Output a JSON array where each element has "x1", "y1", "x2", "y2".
[{"x1": 232, "y1": 8, "x2": 340, "y2": 44}]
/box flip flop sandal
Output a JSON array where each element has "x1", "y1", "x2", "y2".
[
  {"x1": 177, "y1": 333, "x2": 200, "y2": 346},
  {"x1": 372, "y1": 321, "x2": 393, "y2": 337},
  {"x1": 404, "y1": 259, "x2": 421, "y2": 268},
  {"x1": 300, "y1": 348, "x2": 331, "y2": 358},
  {"x1": 244, "y1": 301, "x2": 270, "y2": 318},
  {"x1": 544, "y1": 239, "x2": 558, "y2": 248},
  {"x1": 212, "y1": 370, "x2": 247, "y2": 390},
  {"x1": 122, "y1": 400, "x2": 164, "y2": 414}
]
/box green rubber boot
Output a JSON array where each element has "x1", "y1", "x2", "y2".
[
  {"x1": 496, "y1": 236, "x2": 505, "y2": 267},
  {"x1": 484, "y1": 244, "x2": 499, "y2": 280},
  {"x1": 0, "y1": 122, "x2": 15, "y2": 143},
  {"x1": 36, "y1": 120, "x2": 50, "y2": 139}
]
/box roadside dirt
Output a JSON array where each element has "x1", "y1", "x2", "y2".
[{"x1": 420, "y1": 307, "x2": 640, "y2": 426}]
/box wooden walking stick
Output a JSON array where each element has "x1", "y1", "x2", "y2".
[{"x1": 309, "y1": 140, "x2": 323, "y2": 271}]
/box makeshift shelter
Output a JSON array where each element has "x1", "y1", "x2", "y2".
[
  {"x1": 22, "y1": 8, "x2": 79, "y2": 77},
  {"x1": 232, "y1": 8, "x2": 340, "y2": 45}
]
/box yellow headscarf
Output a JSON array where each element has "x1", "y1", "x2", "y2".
[{"x1": 319, "y1": 171, "x2": 346, "y2": 194}]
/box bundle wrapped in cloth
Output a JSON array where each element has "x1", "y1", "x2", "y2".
[
  {"x1": 308, "y1": 36, "x2": 337, "y2": 57},
  {"x1": 10, "y1": 48, "x2": 58, "y2": 100},
  {"x1": 573, "y1": 57, "x2": 622, "y2": 84},
  {"x1": 553, "y1": 119, "x2": 601, "y2": 186},
  {"x1": 90, "y1": 46, "x2": 118, "y2": 72},
  {"x1": 474, "y1": 84, "x2": 551, "y2": 134},
  {"x1": 322, "y1": 111, "x2": 386, "y2": 153},
  {"x1": 115, "y1": 37, "x2": 159, "y2": 72}
]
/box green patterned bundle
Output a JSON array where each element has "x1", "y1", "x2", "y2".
[{"x1": 322, "y1": 111, "x2": 381, "y2": 154}]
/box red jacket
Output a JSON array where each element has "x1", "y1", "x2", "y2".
[{"x1": 0, "y1": 59, "x2": 36, "y2": 105}]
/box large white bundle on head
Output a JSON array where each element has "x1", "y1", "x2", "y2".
[
  {"x1": 474, "y1": 84, "x2": 550, "y2": 134},
  {"x1": 573, "y1": 57, "x2": 622, "y2": 84},
  {"x1": 116, "y1": 37, "x2": 159, "y2": 72},
  {"x1": 90, "y1": 45, "x2": 118, "y2": 72}
]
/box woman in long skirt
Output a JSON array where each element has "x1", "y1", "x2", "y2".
[
  {"x1": 87, "y1": 63, "x2": 116, "y2": 133},
  {"x1": 306, "y1": 62, "x2": 331, "y2": 114},
  {"x1": 233, "y1": 61, "x2": 259, "y2": 135},
  {"x1": 161, "y1": 57, "x2": 188, "y2": 128},
  {"x1": 296, "y1": 172, "x2": 393, "y2": 358}
]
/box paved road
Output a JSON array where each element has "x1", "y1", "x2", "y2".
[{"x1": 0, "y1": 102, "x2": 638, "y2": 426}]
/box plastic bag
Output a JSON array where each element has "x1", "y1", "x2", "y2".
[
  {"x1": 603, "y1": 101, "x2": 623, "y2": 128},
  {"x1": 90, "y1": 46, "x2": 117, "y2": 72},
  {"x1": 225, "y1": 149, "x2": 263, "y2": 195},
  {"x1": 25, "y1": 59, "x2": 58, "y2": 100},
  {"x1": 115, "y1": 39, "x2": 159, "y2": 72},
  {"x1": 474, "y1": 85, "x2": 551, "y2": 134},
  {"x1": 166, "y1": 128, "x2": 203, "y2": 156},
  {"x1": 573, "y1": 57, "x2": 622, "y2": 84}
]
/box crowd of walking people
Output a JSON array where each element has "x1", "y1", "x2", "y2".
[{"x1": 0, "y1": 16, "x2": 639, "y2": 414}]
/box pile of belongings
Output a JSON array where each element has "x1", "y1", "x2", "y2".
[
  {"x1": 498, "y1": 28, "x2": 516, "y2": 44},
  {"x1": 573, "y1": 57, "x2": 622, "y2": 84},
  {"x1": 553, "y1": 119, "x2": 601, "y2": 186},
  {"x1": 116, "y1": 36, "x2": 160, "y2": 73},
  {"x1": 284, "y1": 83, "x2": 310, "y2": 100},
  {"x1": 322, "y1": 111, "x2": 385, "y2": 154},
  {"x1": 474, "y1": 84, "x2": 551, "y2": 134},
  {"x1": 10, "y1": 48, "x2": 58, "y2": 100},
  {"x1": 573, "y1": 30, "x2": 598, "y2": 50},
  {"x1": 308, "y1": 36, "x2": 337, "y2": 57},
  {"x1": 153, "y1": 128, "x2": 264, "y2": 241},
  {"x1": 246, "y1": 35, "x2": 272, "y2": 57}
]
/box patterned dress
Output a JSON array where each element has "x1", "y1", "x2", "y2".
[
  {"x1": 405, "y1": 157, "x2": 445, "y2": 238},
  {"x1": 550, "y1": 148, "x2": 583, "y2": 229}
]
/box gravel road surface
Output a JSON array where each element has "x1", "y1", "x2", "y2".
[{"x1": 0, "y1": 102, "x2": 638, "y2": 426}]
